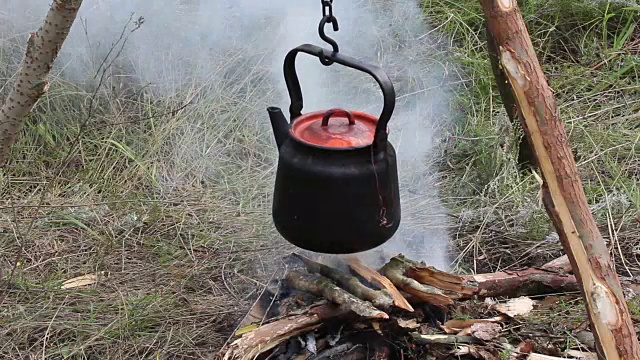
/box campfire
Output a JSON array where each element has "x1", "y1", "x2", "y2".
[{"x1": 217, "y1": 253, "x2": 602, "y2": 360}]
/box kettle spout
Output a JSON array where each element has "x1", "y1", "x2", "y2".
[{"x1": 267, "y1": 106, "x2": 290, "y2": 149}]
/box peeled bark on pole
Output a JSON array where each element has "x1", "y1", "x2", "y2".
[
  {"x1": 485, "y1": 23, "x2": 534, "y2": 170},
  {"x1": 0, "y1": 0, "x2": 84, "y2": 166},
  {"x1": 479, "y1": 1, "x2": 640, "y2": 359}
]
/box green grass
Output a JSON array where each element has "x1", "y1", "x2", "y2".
[
  {"x1": 0, "y1": 0, "x2": 639, "y2": 358},
  {"x1": 422, "y1": 0, "x2": 640, "y2": 274}
]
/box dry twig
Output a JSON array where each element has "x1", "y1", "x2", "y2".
[
  {"x1": 285, "y1": 270, "x2": 389, "y2": 319},
  {"x1": 292, "y1": 253, "x2": 395, "y2": 310}
]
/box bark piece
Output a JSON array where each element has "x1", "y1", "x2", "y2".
[
  {"x1": 345, "y1": 256, "x2": 414, "y2": 311},
  {"x1": 221, "y1": 304, "x2": 347, "y2": 360},
  {"x1": 541, "y1": 255, "x2": 572, "y2": 273},
  {"x1": 480, "y1": 1, "x2": 640, "y2": 357},
  {"x1": 442, "y1": 316, "x2": 505, "y2": 332},
  {"x1": 395, "y1": 318, "x2": 421, "y2": 329},
  {"x1": 380, "y1": 256, "x2": 453, "y2": 306},
  {"x1": 526, "y1": 354, "x2": 575, "y2": 360},
  {"x1": 292, "y1": 253, "x2": 394, "y2": 311},
  {"x1": 565, "y1": 350, "x2": 597, "y2": 360},
  {"x1": 410, "y1": 333, "x2": 482, "y2": 345},
  {"x1": 467, "y1": 322, "x2": 502, "y2": 341},
  {"x1": 285, "y1": 270, "x2": 389, "y2": 319},
  {"x1": 0, "y1": 0, "x2": 84, "y2": 166},
  {"x1": 485, "y1": 20, "x2": 533, "y2": 169},
  {"x1": 492, "y1": 297, "x2": 535, "y2": 318},
  {"x1": 455, "y1": 345, "x2": 499, "y2": 360}
]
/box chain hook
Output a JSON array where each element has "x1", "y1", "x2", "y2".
[{"x1": 318, "y1": 0, "x2": 339, "y2": 66}]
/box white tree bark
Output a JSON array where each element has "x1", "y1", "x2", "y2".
[{"x1": 0, "y1": 0, "x2": 83, "y2": 166}]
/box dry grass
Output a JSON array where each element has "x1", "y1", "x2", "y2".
[
  {"x1": 0, "y1": 191, "x2": 285, "y2": 358},
  {"x1": 418, "y1": 0, "x2": 640, "y2": 350},
  {"x1": 0, "y1": 16, "x2": 291, "y2": 359},
  {"x1": 423, "y1": 0, "x2": 640, "y2": 275}
]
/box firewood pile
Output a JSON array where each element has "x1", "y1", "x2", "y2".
[{"x1": 217, "y1": 253, "x2": 627, "y2": 360}]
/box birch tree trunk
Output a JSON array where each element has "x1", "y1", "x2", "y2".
[
  {"x1": 0, "y1": 0, "x2": 84, "y2": 166},
  {"x1": 479, "y1": 1, "x2": 640, "y2": 359}
]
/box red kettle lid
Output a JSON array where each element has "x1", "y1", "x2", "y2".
[{"x1": 290, "y1": 108, "x2": 380, "y2": 148}]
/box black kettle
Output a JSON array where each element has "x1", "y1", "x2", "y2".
[{"x1": 267, "y1": 43, "x2": 401, "y2": 254}]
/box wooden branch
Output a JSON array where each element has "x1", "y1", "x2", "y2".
[
  {"x1": 345, "y1": 256, "x2": 414, "y2": 312},
  {"x1": 460, "y1": 268, "x2": 580, "y2": 299},
  {"x1": 479, "y1": 0, "x2": 640, "y2": 358},
  {"x1": 404, "y1": 258, "x2": 578, "y2": 299},
  {"x1": 406, "y1": 264, "x2": 476, "y2": 298},
  {"x1": 485, "y1": 21, "x2": 534, "y2": 169},
  {"x1": 380, "y1": 256, "x2": 453, "y2": 306},
  {"x1": 0, "y1": 0, "x2": 84, "y2": 166},
  {"x1": 292, "y1": 253, "x2": 395, "y2": 311},
  {"x1": 285, "y1": 270, "x2": 389, "y2": 319},
  {"x1": 220, "y1": 304, "x2": 347, "y2": 360}
]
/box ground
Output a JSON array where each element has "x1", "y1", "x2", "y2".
[{"x1": 0, "y1": 0, "x2": 639, "y2": 359}]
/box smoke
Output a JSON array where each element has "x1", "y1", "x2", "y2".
[{"x1": 1, "y1": 0, "x2": 457, "y2": 270}]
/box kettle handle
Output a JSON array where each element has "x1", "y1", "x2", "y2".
[
  {"x1": 322, "y1": 108, "x2": 355, "y2": 126},
  {"x1": 283, "y1": 44, "x2": 396, "y2": 151}
]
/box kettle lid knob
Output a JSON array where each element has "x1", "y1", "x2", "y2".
[{"x1": 291, "y1": 108, "x2": 382, "y2": 149}]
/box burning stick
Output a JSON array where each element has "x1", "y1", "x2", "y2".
[
  {"x1": 292, "y1": 253, "x2": 395, "y2": 311},
  {"x1": 285, "y1": 270, "x2": 389, "y2": 319},
  {"x1": 380, "y1": 256, "x2": 453, "y2": 306},
  {"x1": 345, "y1": 256, "x2": 414, "y2": 312}
]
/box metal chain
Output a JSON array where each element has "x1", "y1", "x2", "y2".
[
  {"x1": 321, "y1": 0, "x2": 334, "y2": 20},
  {"x1": 318, "y1": 0, "x2": 340, "y2": 63}
]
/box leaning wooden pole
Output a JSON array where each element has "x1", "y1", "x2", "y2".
[
  {"x1": 0, "y1": 0, "x2": 84, "y2": 166},
  {"x1": 479, "y1": 1, "x2": 640, "y2": 359}
]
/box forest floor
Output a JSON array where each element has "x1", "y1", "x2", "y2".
[{"x1": 0, "y1": 0, "x2": 639, "y2": 359}]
